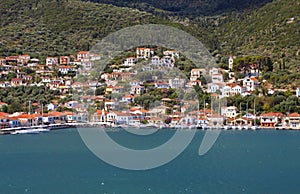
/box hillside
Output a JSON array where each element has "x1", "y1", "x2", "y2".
[
  {"x1": 84, "y1": 0, "x2": 273, "y2": 16},
  {"x1": 0, "y1": 0, "x2": 165, "y2": 58},
  {"x1": 0, "y1": 0, "x2": 299, "y2": 88},
  {"x1": 212, "y1": 0, "x2": 300, "y2": 87},
  {"x1": 214, "y1": 0, "x2": 299, "y2": 62}
]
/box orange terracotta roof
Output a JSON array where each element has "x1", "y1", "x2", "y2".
[
  {"x1": 96, "y1": 110, "x2": 108, "y2": 115},
  {"x1": 250, "y1": 77, "x2": 258, "y2": 82},
  {"x1": 261, "y1": 112, "x2": 284, "y2": 117},
  {"x1": 78, "y1": 51, "x2": 89, "y2": 54},
  {"x1": 288, "y1": 112, "x2": 300, "y2": 117},
  {"x1": 48, "y1": 111, "x2": 65, "y2": 117}
]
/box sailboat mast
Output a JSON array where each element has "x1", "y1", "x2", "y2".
[{"x1": 246, "y1": 101, "x2": 248, "y2": 126}]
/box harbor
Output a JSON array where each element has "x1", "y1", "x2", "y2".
[{"x1": 1, "y1": 122, "x2": 300, "y2": 136}]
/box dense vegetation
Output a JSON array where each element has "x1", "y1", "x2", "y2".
[
  {"x1": 0, "y1": 0, "x2": 299, "y2": 87},
  {"x1": 0, "y1": 86, "x2": 61, "y2": 113},
  {"x1": 84, "y1": 0, "x2": 273, "y2": 16},
  {"x1": 0, "y1": 0, "x2": 166, "y2": 59}
]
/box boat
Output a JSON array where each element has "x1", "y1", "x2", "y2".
[
  {"x1": 223, "y1": 125, "x2": 232, "y2": 130},
  {"x1": 11, "y1": 128, "x2": 40, "y2": 135}
]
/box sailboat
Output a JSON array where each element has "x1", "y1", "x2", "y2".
[
  {"x1": 251, "y1": 99, "x2": 257, "y2": 130},
  {"x1": 237, "y1": 103, "x2": 243, "y2": 130},
  {"x1": 36, "y1": 103, "x2": 50, "y2": 132},
  {"x1": 12, "y1": 102, "x2": 49, "y2": 135}
]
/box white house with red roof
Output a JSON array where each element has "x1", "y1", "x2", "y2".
[
  {"x1": 136, "y1": 47, "x2": 154, "y2": 59},
  {"x1": 77, "y1": 51, "x2": 89, "y2": 61},
  {"x1": 243, "y1": 77, "x2": 259, "y2": 91},
  {"x1": 11, "y1": 78, "x2": 24, "y2": 86},
  {"x1": 260, "y1": 112, "x2": 284, "y2": 127},
  {"x1": 286, "y1": 113, "x2": 300, "y2": 129},
  {"x1": 60, "y1": 56, "x2": 70, "y2": 65},
  {"x1": 46, "y1": 57, "x2": 58, "y2": 66},
  {"x1": 123, "y1": 57, "x2": 137, "y2": 66}
]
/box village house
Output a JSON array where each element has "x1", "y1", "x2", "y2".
[
  {"x1": 17, "y1": 54, "x2": 30, "y2": 66},
  {"x1": 47, "y1": 112, "x2": 67, "y2": 124},
  {"x1": 46, "y1": 57, "x2": 58, "y2": 66},
  {"x1": 189, "y1": 80, "x2": 202, "y2": 87},
  {"x1": 148, "y1": 117, "x2": 163, "y2": 125},
  {"x1": 65, "y1": 101, "x2": 79, "y2": 109},
  {"x1": 0, "y1": 82, "x2": 11, "y2": 88},
  {"x1": 211, "y1": 73, "x2": 224, "y2": 83},
  {"x1": 123, "y1": 57, "x2": 137, "y2": 66},
  {"x1": 114, "y1": 112, "x2": 134, "y2": 125},
  {"x1": 58, "y1": 66, "x2": 77, "y2": 74},
  {"x1": 129, "y1": 107, "x2": 148, "y2": 120},
  {"x1": 243, "y1": 77, "x2": 259, "y2": 92},
  {"x1": 231, "y1": 85, "x2": 245, "y2": 95},
  {"x1": 89, "y1": 53, "x2": 101, "y2": 61},
  {"x1": 5, "y1": 56, "x2": 18, "y2": 65},
  {"x1": 146, "y1": 106, "x2": 167, "y2": 118},
  {"x1": 207, "y1": 82, "x2": 225, "y2": 93},
  {"x1": 208, "y1": 114, "x2": 224, "y2": 127},
  {"x1": 169, "y1": 78, "x2": 186, "y2": 89},
  {"x1": 27, "y1": 58, "x2": 40, "y2": 68},
  {"x1": 151, "y1": 56, "x2": 174, "y2": 68},
  {"x1": 60, "y1": 56, "x2": 70, "y2": 65},
  {"x1": 136, "y1": 47, "x2": 154, "y2": 59},
  {"x1": 104, "y1": 100, "x2": 116, "y2": 110},
  {"x1": 77, "y1": 51, "x2": 89, "y2": 61},
  {"x1": 0, "y1": 113, "x2": 10, "y2": 128},
  {"x1": 260, "y1": 112, "x2": 284, "y2": 127},
  {"x1": 286, "y1": 113, "x2": 300, "y2": 129},
  {"x1": 130, "y1": 85, "x2": 145, "y2": 95},
  {"x1": 163, "y1": 50, "x2": 179, "y2": 58},
  {"x1": 155, "y1": 82, "x2": 170, "y2": 89},
  {"x1": 91, "y1": 109, "x2": 107, "y2": 123},
  {"x1": 209, "y1": 67, "x2": 222, "y2": 76},
  {"x1": 11, "y1": 78, "x2": 24, "y2": 87},
  {"x1": 221, "y1": 83, "x2": 247, "y2": 97},
  {"x1": 80, "y1": 61, "x2": 93, "y2": 70},
  {"x1": 121, "y1": 94, "x2": 135, "y2": 103},
  {"x1": 129, "y1": 80, "x2": 143, "y2": 87},
  {"x1": 190, "y1": 68, "x2": 207, "y2": 81},
  {"x1": 221, "y1": 106, "x2": 238, "y2": 118}
]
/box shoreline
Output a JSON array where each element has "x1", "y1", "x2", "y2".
[{"x1": 1, "y1": 123, "x2": 300, "y2": 135}]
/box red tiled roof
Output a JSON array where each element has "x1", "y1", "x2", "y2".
[
  {"x1": 78, "y1": 51, "x2": 89, "y2": 54},
  {"x1": 260, "y1": 112, "x2": 284, "y2": 117},
  {"x1": 288, "y1": 112, "x2": 300, "y2": 117}
]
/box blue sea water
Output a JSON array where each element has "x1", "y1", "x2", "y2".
[{"x1": 0, "y1": 128, "x2": 300, "y2": 194}]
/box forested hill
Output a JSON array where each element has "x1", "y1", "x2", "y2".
[
  {"x1": 210, "y1": 0, "x2": 300, "y2": 73},
  {"x1": 83, "y1": 0, "x2": 273, "y2": 16},
  {"x1": 0, "y1": 0, "x2": 299, "y2": 81},
  {"x1": 0, "y1": 0, "x2": 168, "y2": 58}
]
